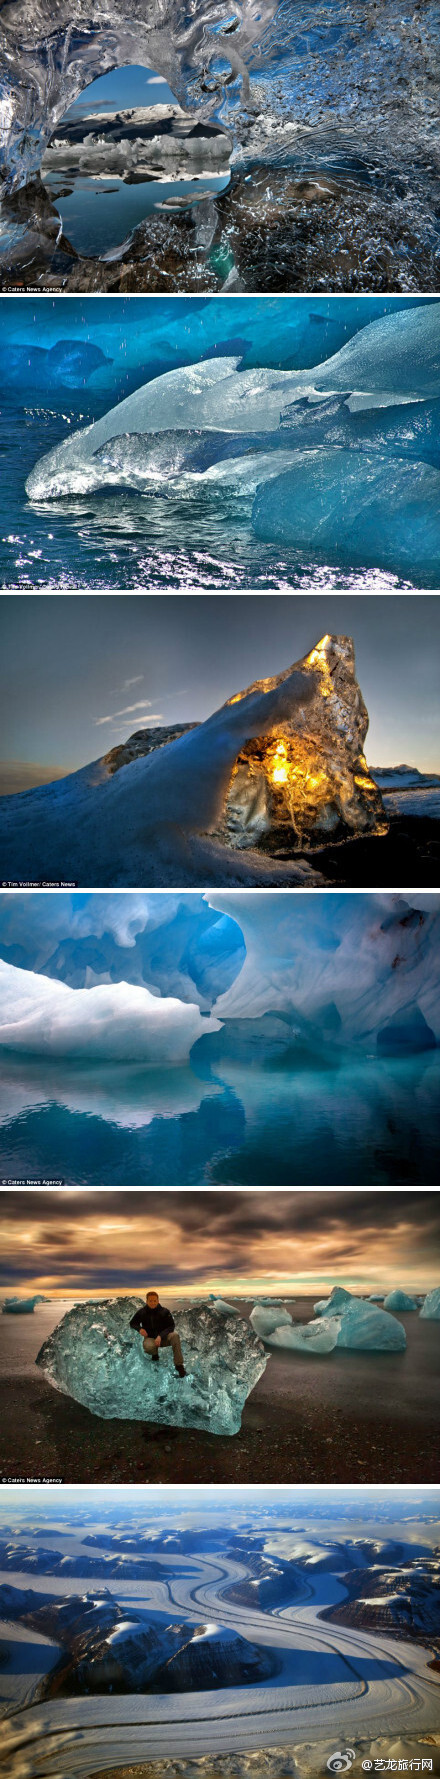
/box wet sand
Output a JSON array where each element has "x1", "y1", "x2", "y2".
[{"x1": 1, "y1": 1298, "x2": 438, "y2": 1486}]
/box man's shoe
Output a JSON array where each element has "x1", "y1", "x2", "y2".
[
  {"x1": 151, "y1": 1350, "x2": 159, "y2": 1362},
  {"x1": 176, "y1": 1364, "x2": 186, "y2": 1378}
]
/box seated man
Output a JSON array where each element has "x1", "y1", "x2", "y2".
[{"x1": 130, "y1": 1290, "x2": 186, "y2": 1378}]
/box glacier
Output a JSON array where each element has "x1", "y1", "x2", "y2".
[
  {"x1": 36, "y1": 1298, "x2": 267, "y2": 1433},
  {"x1": 419, "y1": 1287, "x2": 440, "y2": 1320}
]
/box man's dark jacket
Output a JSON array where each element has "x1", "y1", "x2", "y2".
[{"x1": 130, "y1": 1302, "x2": 175, "y2": 1341}]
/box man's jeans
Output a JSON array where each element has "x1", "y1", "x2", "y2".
[{"x1": 142, "y1": 1331, "x2": 184, "y2": 1368}]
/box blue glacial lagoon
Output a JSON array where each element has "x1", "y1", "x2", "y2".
[{"x1": 1, "y1": 1052, "x2": 439, "y2": 1185}]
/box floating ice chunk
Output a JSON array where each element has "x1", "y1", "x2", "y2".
[
  {"x1": 252, "y1": 450, "x2": 440, "y2": 581},
  {"x1": 36, "y1": 1299, "x2": 267, "y2": 1435},
  {"x1": 383, "y1": 1290, "x2": 418, "y2": 1311},
  {"x1": 335, "y1": 1300, "x2": 406, "y2": 1350},
  {"x1": 2, "y1": 1295, "x2": 46, "y2": 1313},
  {"x1": 25, "y1": 362, "x2": 303, "y2": 499},
  {"x1": 420, "y1": 1287, "x2": 440, "y2": 1319},
  {"x1": 0, "y1": 958, "x2": 220, "y2": 1063},
  {"x1": 210, "y1": 1297, "x2": 241, "y2": 1317},
  {"x1": 261, "y1": 1317, "x2": 340, "y2": 1355},
  {"x1": 368, "y1": 1292, "x2": 385, "y2": 1301},
  {"x1": 314, "y1": 1287, "x2": 353, "y2": 1317},
  {"x1": 250, "y1": 1304, "x2": 292, "y2": 1337}
]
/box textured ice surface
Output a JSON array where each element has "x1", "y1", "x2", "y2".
[
  {"x1": 334, "y1": 1300, "x2": 406, "y2": 1351},
  {"x1": 250, "y1": 1304, "x2": 292, "y2": 1337},
  {"x1": 215, "y1": 633, "x2": 386, "y2": 853},
  {"x1": 314, "y1": 1287, "x2": 353, "y2": 1317},
  {"x1": 383, "y1": 1290, "x2": 418, "y2": 1312},
  {"x1": 0, "y1": 0, "x2": 277, "y2": 190},
  {"x1": 257, "y1": 1317, "x2": 340, "y2": 1355},
  {"x1": 0, "y1": 958, "x2": 219, "y2": 1062},
  {"x1": 36, "y1": 1298, "x2": 267, "y2": 1432},
  {"x1": 419, "y1": 1287, "x2": 440, "y2": 1320}
]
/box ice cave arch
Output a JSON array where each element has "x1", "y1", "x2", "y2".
[{"x1": 0, "y1": 0, "x2": 272, "y2": 189}]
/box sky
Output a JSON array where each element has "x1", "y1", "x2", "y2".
[
  {"x1": 66, "y1": 64, "x2": 177, "y2": 118},
  {"x1": 1, "y1": 1189, "x2": 438, "y2": 1297},
  {"x1": 1, "y1": 593, "x2": 439, "y2": 793}
]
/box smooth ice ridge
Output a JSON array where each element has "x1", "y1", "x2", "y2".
[
  {"x1": 25, "y1": 308, "x2": 440, "y2": 503},
  {"x1": 252, "y1": 451, "x2": 440, "y2": 580},
  {"x1": 36, "y1": 1298, "x2": 267, "y2": 1434},
  {"x1": 0, "y1": 958, "x2": 220, "y2": 1062},
  {"x1": 383, "y1": 1290, "x2": 418, "y2": 1312},
  {"x1": 420, "y1": 1287, "x2": 440, "y2": 1319}
]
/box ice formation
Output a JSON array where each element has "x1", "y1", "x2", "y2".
[
  {"x1": 2, "y1": 1295, "x2": 46, "y2": 1313},
  {"x1": 250, "y1": 1304, "x2": 292, "y2": 1338},
  {"x1": 383, "y1": 1290, "x2": 418, "y2": 1312},
  {"x1": 24, "y1": 307, "x2": 440, "y2": 502},
  {"x1": 314, "y1": 1287, "x2": 353, "y2": 1318},
  {"x1": 256, "y1": 1317, "x2": 340, "y2": 1355},
  {"x1": 252, "y1": 1293, "x2": 406, "y2": 1353},
  {"x1": 0, "y1": 958, "x2": 220, "y2": 1062},
  {"x1": 213, "y1": 635, "x2": 386, "y2": 853},
  {"x1": 36, "y1": 1298, "x2": 267, "y2": 1433},
  {"x1": 0, "y1": 0, "x2": 276, "y2": 192},
  {"x1": 333, "y1": 1300, "x2": 406, "y2": 1351},
  {"x1": 252, "y1": 451, "x2": 440, "y2": 579},
  {"x1": 419, "y1": 1287, "x2": 440, "y2": 1319},
  {"x1": 210, "y1": 1297, "x2": 241, "y2": 1317},
  {"x1": 0, "y1": 661, "x2": 328, "y2": 887},
  {"x1": 209, "y1": 893, "x2": 440, "y2": 1051},
  {"x1": 100, "y1": 635, "x2": 386, "y2": 859}
]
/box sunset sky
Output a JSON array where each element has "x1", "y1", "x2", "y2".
[
  {"x1": 1, "y1": 1191, "x2": 438, "y2": 1298},
  {"x1": 1, "y1": 593, "x2": 440, "y2": 792}
]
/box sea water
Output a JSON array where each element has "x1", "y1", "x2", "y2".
[{"x1": 0, "y1": 1052, "x2": 438, "y2": 1185}]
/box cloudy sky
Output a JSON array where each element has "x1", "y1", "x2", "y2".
[
  {"x1": 1, "y1": 593, "x2": 439, "y2": 793},
  {"x1": 1, "y1": 1190, "x2": 438, "y2": 1297}
]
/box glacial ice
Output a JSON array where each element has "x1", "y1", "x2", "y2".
[
  {"x1": 251, "y1": 451, "x2": 440, "y2": 580},
  {"x1": 2, "y1": 1295, "x2": 46, "y2": 1313},
  {"x1": 334, "y1": 1300, "x2": 406, "y2": 1351},
  {"x1": 24, "y1": 308, "x2": 440, "y2": 501},
  {"x1": 383, "y1": 1290, "x2": 418, "y2": 1312},
  {"x1": 209, "y1": 893, "x2": 440, "y2": 1050},
  {"x1": 0, "y1": 958, "x2": 220, "y2": 1062},
  {"x1": 36, "y1": 1298, "x2": 267, "y2": 1433},
  {"x1": 0, "y1": 659, "x2": 325, "y2": 888},
  {"x1": 419, "y1": 1287, "x2": 440, "y2": 1319},
  {"x1": 314, "y1": 1287, "x2": 353, "y2": 1317},
  {"x1": 257, "y1": 1317, "x2": 340, "y2": 1355},
  {"x1": 215, "y1": 633, "x2": 386, "y2": 853},
  {"x1": 210, "y1": 1297, "x2": 241, "y2": 1317},
  {"x1": 250, "y1": 1304, "x2": 293, "y2": 1337}
]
